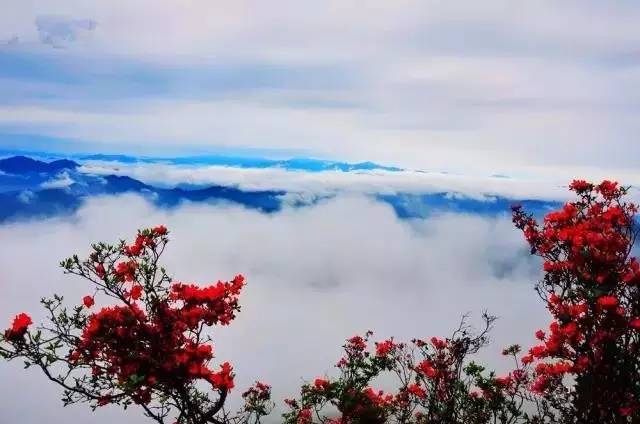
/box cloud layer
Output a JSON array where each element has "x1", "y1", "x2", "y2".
[
  {"x1": 0, "y1": 194, "x2": 547, "y2": 422},
  {"x1": 79, "y1": 161, "x2": 573, "y2": 200}
]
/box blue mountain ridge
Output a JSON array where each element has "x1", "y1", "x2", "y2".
[
  {"x1": 0, "y1": 156, "x2": 559, "y2": 223},
  {"x1": 0, "y1": 155, "x2": 79, "y2": 173},
  {"x1": 0, "y1": 156, "x2": 285, "y2": 222},
  {"x1": 0, "y1": 149, "x2": 403, "y2": 172}
]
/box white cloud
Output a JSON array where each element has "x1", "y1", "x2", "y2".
[
  {"x1": 0, "y1": 194, "x2": 547, "y2": 422},
  {"x1": 35, "y1": 15, "x2": 97, "y2": 48},
  {"x1": 78, "y1": 161, "x2": 640, "y2": 203},
  {"x1": 1, "y1": 2, "x2": 640, "y2": 176},
  {"x1": 17, "y1": 190, "x2": 35, "y2": 203},
  {"x1": 39, "y1": 170, "x2": 74, "y2": 189}
]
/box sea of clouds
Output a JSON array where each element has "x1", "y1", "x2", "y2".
[
  {"x1": 79, "y1": 160, "x2": 578, "y2": 201},
  {"x1": 0, "y1": 192, "x2": 548, "y2": 422}
]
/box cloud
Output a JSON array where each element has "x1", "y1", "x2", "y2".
[
  {"x1": 78, "y1": 161, "x2": 566, "y2": 200},
  {"x1": 0, "y1": 193, "x2": 547, "y2": 422},
  {"x1": 35, "y1": 15, "x2": 96, "y2": 48},
  {"x1": 0, "y1": 2, "x2": 639, "y2": 177},
  {"x1": 16, "y1": 190, "x2": 34, "y2": 203},
  {"x1": 77, "y1": 161, "x2": 640, "y2": 203},
  {"x1": 0, "y1": 36, "x2": 19, "y2": 46},
  {"x1": 39, "y1": 170, "x2": 74, "y2": 189}
]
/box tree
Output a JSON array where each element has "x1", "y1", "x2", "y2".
[{"x1": 0, "y1": 226, "x2": 273, "y2": 424}]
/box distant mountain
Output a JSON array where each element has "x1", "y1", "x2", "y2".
[
  {"x1": 78, "y1": 154, "x2": 141, "y2": 163},
  {"x1": 79, "y1": 153, "x2": 404, "y2": 172},
  {"x1": 378, "y1": 193, "x2": 559, "y2": 219},
  {"x1": 0, "y1": 156, "x2": 79, "y2": 174},
  {"x1": 0, "y1": 156, "x2": 286, "y2": 223},
  {"x1": 0, "y1": 155, "x2": 560, "y2": 224},
  {"x1": 2, "y1": 148, "x2": 407, "y2": 172},
  {"x1": 0, "y1": 156, "x2": 80, "y2": 193}
]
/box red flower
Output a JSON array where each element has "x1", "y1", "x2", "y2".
[
  {"x1": 569, "y1": 180, "x2": 592, "y2": 192},
  {"x1": 208, "y1": 362, "x2": 235, "y2": 392},
  {"x1": 96, "y1": 396, "x2": 110, "y2": 407},
  {"x1": 13, "y1": 313, "x2": 32, "y2": 331},
  {"x1": 5, "y1": 313, "x2": 32, "y2": 340},
  {"x1": 347, "y1": 335, "x2": 367, "y2": 351},
  {"x1": 297, "y1": 408, "x2": 312, "y2": 424},
  {"x1": 375, "y1": 339, "x2": 395, "y2": 357},
  {"x1": 597, "y1": 295, "x2": 618, "y2": 309},
  {"x1": 83, "y1": 296, "x2": 95, "y2": 308},
  {"x1": 407, "y1": 383, "x2": 426, "y2": 399},
  {"x1": 620, "y1": 406, "x2": 637, "y2": 416},
  {"x1": 114, "y1": 260, "x2": 138, "y2": 282},
  {"x1": 153, "y1": 225, "x2": 168, "y2": 235},
  {"x1": 314, "y1": 378, "x2": 330, "y2": 391},
  {"x1": 129, "y1": 285, "x2": 143, "y2": 300},
  {"x1": 416, "y1": 360, "x2": 437, "y2": 378},
  {"x1": 495, "y1": 375, "x2": 512, "y2": 388},
  {"x1": 529, "y1": 345, "x2": 547, "y2": 358},
  {"x1": 430, "y1": 337, "x2": 447, "y2": 349},
  {"x1": 95, "y1": 263, "x2": 106, "y2": 279}
]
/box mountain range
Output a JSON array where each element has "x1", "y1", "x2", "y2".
[{"x1": 0, "y1": 155, "x2": 558, "y2": 223}]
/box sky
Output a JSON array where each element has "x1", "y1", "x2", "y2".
[
  {"x1": 1, "y1": 2, "x2": 640, "y2": 423},
  {"x1": 0, "y1": 1, "x2": 640, "y2": 179}
]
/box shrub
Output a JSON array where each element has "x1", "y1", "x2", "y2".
[{"x1": 0, "y1": 225, "x2": 273, "y2": 424}]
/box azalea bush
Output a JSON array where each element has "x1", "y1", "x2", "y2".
[
  {"x1": 282, "y1": 180, "x2": 640, "y2": 423},
  {"x1": 2, "y1": 180, "x2": 639, "y2": 423},
  {"x1": 512, "y1": 180, "x2": 640, "y2": 422},
  {"x1": 0, "y1": 225, "x2": 273, "y2": 424},
  {"x1": 282, "y1": 316, "x2": 534, "y2": 424}
]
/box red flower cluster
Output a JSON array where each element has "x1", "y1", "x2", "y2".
[
  {"x1": 284, "y1": 320, "x2": 520, "y2": 424},
  {"x1": 83, "y1": 295, "x2": 95, "y2": 308},
  {"x1": 69, "y1": 273, "x2": 244, "y2": 404},
  {"x1": 313, "y1": 378, "x2": 330, "y2": 391},
  {"x1": 170, "y1": 276, "x2": 244, "y2": 327},
  {"x1": 4, "y1": 313, "x2": 32, "y2": 341},
  {"x1": 2, "y1": 226, "x2": 259, "y2": 422},
  {"x1": 374, "y1": 339, "x2": 397, "y2": 357},
  {"x1": 513, "y1": 180, "x2": 640, "y2": 419},
  {"x1": 122, "y1": 226, "x2": 167, "y2": 257},
  {"x1": 114, "y1": 260, "x2": 138, "y2": 282},
  {"x1": 241, "y1": 381, "x2": 274, "y2": 416}
]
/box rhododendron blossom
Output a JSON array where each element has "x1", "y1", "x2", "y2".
[
  {"x1": 0, "y1": 227, "x2": 272, "y2": 424},
  {"x1": 282, "y1": 315, "x2": 533, "y2": 424},
  {"x1": 512, "y1": 179, "x2": 640, "y2": 422},
  {"x1": 82, "y1": 295, "x2": 95, "y2": 308},
  {"x1": 4, "y1": 313, "x2": 32, "y2": 340}
]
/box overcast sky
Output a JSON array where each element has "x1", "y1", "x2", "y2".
[{"x1": 1, "y1": 1, "x2": 639, "y2": 179}]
